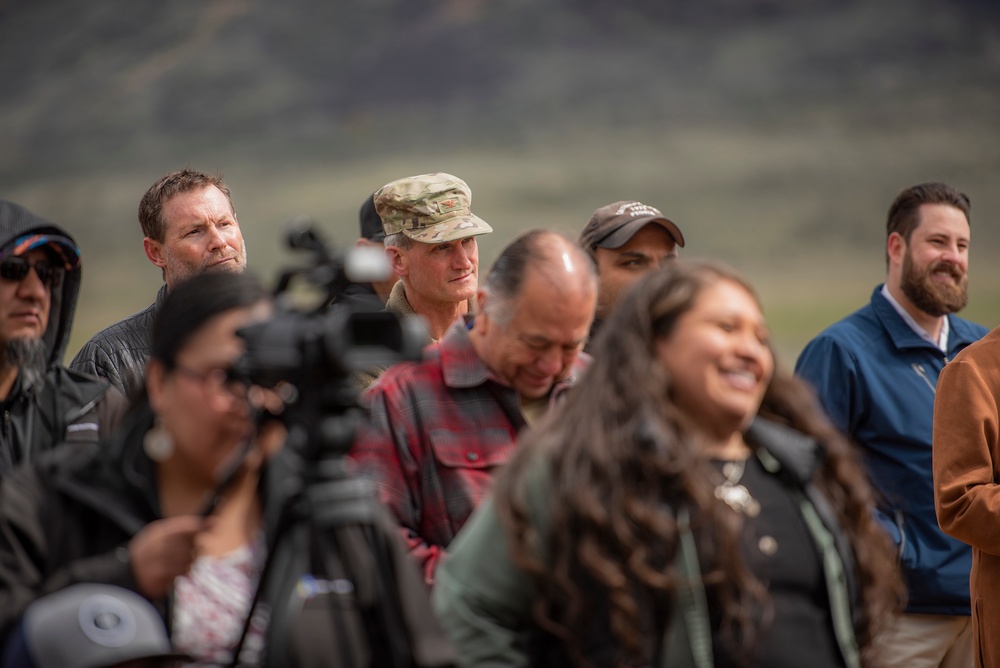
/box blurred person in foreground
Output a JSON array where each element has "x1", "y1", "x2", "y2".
[
  {"x1": 356, "y1": 172, "x2": 492, "y2": 391},
  {"x1": 0, "y1": 270, "x2": 456, "y2": 667},
  {"x1": 0, "y1": 271, "x2": 277, "y2": 665},
  {"x1": 352, "y1": 229, "x2": 596, "y2": 584},
  {"x1": 578, "y1": 200, "x2": 684, "y2": 351},
  {"x1": 796, "y1": 182, "x2": 984, "y2": 667},
  {"x1": 933, "y1": 324, "x2": 1000, "y2": 667},
  {"x1": 0, "y1": 200, "x2": 126, "y2": 474},
  {"x1": 433, "y1": 260, "x2": 902, "y2": 667},
  {"x1": 71, "y1": 168, "x2": 248, "y2": 400}
]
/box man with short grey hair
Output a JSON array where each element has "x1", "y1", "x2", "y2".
[
  {"x1": 352, "y1": 229, "x2": 597, "y2": 584},
  {"x1": 357, "y1": 172, "x2": 492, "y2": 390}
]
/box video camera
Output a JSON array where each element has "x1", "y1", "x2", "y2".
[
  {"x1": 223, "y1": 219, "x2": 452, "y2": 667},
  {"x1": 232, "y1": 218, "x2": 425, "y2": 458}
]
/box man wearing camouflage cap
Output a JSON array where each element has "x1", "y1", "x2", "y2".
[
  {"x1": 357, "y1": 172, "x2": 492, "y2": 390},
  {"x1": 578, "y1": 200, "x2": 684, "y2": 349}
]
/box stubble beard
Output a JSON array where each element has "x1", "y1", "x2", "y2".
[
  {"x1": 900, "y1": 251, "x2": 968, "y2": 317},
  {"x1": 166, "y1": 239, "x2": 248, "y2": 287}
]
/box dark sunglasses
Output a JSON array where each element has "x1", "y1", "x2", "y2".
[{"x1": 0, "y1": 257, "x2": 65, "y2": 287}]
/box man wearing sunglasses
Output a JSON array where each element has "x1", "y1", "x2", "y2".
[
  {"x1": 578, "y1": 200, "x2": 685, "y2": 352},
  {"x1": 0, "y1": 201, "x2": 127, "y2": 475},
  {"x1": 70, "y1": 169, "x2": 248, "y2": 399}
]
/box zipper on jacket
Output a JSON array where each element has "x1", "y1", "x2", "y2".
[
  {"x1": 1, "y1": 410, "x2": 9, "y2": 467},
  {"x1": 911, "y1": 363, "x2": 936, "y2": 394},
  {"x1": 895, "y1": 510, "x2": 907, "y2": 561}
]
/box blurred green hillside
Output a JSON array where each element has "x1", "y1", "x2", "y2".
[{"x1": 1, "y1": 0, "x2": 998, "y2": 364}]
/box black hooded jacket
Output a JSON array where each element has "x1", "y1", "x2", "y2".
[
  {"x1": 69, "y1": 283, "x2": 167, "y2": 401},
  {"x1": 0, "y1": 201, "x2": 126, "y2": 474}
]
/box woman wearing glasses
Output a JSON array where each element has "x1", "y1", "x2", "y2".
[
  {"x1": 433, "y1": 260, "x2": 903, "y2": 667},
  {"x1": 0, "y1": 270, "x2": 281, "y2": 665}
]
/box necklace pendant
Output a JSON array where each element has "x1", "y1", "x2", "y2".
[{"x1": 715, "y1": 483, "x2": 760, "y2": 517}]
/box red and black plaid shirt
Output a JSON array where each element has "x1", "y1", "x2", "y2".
[{"x1": 350, "y1": 320, "x2": 587, "y2": 584}]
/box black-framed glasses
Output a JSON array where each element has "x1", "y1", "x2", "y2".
[
  {"x1": 172, "y1": 364, "x2": 248, "y2": 399},
  {"x1": 0, "y1": 257, "x2": 64, "y2": 288}
]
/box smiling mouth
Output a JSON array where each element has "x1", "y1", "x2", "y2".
[
  {"x1": 931, "y1": 270, "x2": 959, "y2": 283},
  {"x1": 721, "y1": 368, "x2": 759, "y2": 390}
]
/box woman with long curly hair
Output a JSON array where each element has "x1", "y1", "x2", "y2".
[{"x1": 432, "y1": 259, "x2": 903, "y2": 667}]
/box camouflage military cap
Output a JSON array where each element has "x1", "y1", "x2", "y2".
[{"x1": 374, "y1": 172, "x2": 493, "y2": 243}]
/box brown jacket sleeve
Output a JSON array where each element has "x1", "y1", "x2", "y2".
[{"x1": 933, "y1": 356, "x2": 1000, "y2": 555}]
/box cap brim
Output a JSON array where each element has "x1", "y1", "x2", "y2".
[
  {"x1": 6, "y1": 233, "x2": 81, "y2": 269},
  {"x1": 597, "y1": 217, "x2": 685, "y2": 249},
  {"x1": 402, "y1": 213, "x2": 493, "y2": 244}
]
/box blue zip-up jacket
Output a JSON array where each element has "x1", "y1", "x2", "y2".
[{"x1": 795, "y1": 285, "x2": 987, "y2": 614}]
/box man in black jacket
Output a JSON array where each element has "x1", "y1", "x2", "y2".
[
  {"x1": 70, "y1": 169, "x2": 248, "y2": 398},
  {"x1": 0, "y1": 200, "x2": 126, "y2": 474}
]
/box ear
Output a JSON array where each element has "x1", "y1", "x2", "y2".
[
  {"x1": 143, "y1": 237, "x2": 167, "y2": 270},
  {"x1": 472, "y1": 289, "x2": 490, "y2": 335},
  {"x1": 386, "y1": 246, "x2": 408, "y2": 278},
  {"x1": 887, "y1": 231, "x2": 906, "y2": 266}
]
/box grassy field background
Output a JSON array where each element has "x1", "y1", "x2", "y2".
[{"x1": 1, "y1": 0, "x2": 998, "y2": 366}]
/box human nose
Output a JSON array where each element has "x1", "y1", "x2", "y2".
[
  {"x1": 453, "y1": 244, "x2": 473, "y2": 269},
  {"x1": 733, "y1": 327, "x2": 768, "y2": 360},
  {"x1": 534, "y1": 346, "x2": 563, "y2": 377},
  {"x1": 205, "y1": 225, "x2": 227, "y2": 251},
  {"x1": 16, "y1": 264, "x2": 48, "y2": 299},
  {"x1": 940, "y1": 242, "x2": 967, "y2": 268}
]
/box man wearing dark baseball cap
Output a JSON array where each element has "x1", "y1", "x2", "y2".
[
  {"x1": 0, "y1": 201, "x2": 126, "y2": 474},
  {"x1": 331, "y1": 193, "x2": 399, "y2": 309},
  {"x1": 578, "y1": 200, "x2": 685, "y2": 348}
]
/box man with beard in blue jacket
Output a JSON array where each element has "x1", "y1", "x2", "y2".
[{"x1": 796, "y1": 182, "x2": 986, "y2": 668}]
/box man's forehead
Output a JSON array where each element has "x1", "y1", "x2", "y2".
[
  {"x1": 412, "y1": 236, "x2": 475, "y2": 255},
  {"x1": 911, "y1": 216, "x2": 970, "y2": 242},
  {"x1": 507, "y1": 285, "x2": 593, "y2": 339},
  {"x1": 163, "y1": 186, "x2": 234, "y2": 221}
]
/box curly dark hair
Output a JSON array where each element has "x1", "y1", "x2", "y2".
[{"x1": 494, "y1": 259, "x2": 902, "y2": 667}]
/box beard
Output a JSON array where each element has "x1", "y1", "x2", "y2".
[
  {"x1": 3, "y1": 337, "x2": 47, "y2": 390},
  {"x1": 165, "y1": 239, "x2": 248, "y2": 286},
  {"x1": 900, "y1": 251, "x2": 968, "y2": 317}
]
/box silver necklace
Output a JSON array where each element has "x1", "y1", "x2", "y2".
[{"x1": 714, "y1": 459, "x2": 760, "y2": 517}]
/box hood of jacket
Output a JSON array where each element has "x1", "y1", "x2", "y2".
[{"x1": 0, "y1": 201, "x2": 82, "y2": 371}]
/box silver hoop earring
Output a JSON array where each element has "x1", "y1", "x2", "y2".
[{"x1": 143, "y1": 418, "x2": 174, "y2": 462}]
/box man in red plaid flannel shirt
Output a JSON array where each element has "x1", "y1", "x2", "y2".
[{"x1": 352, "y1": 229, "x2": 597, "y2": 584}]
